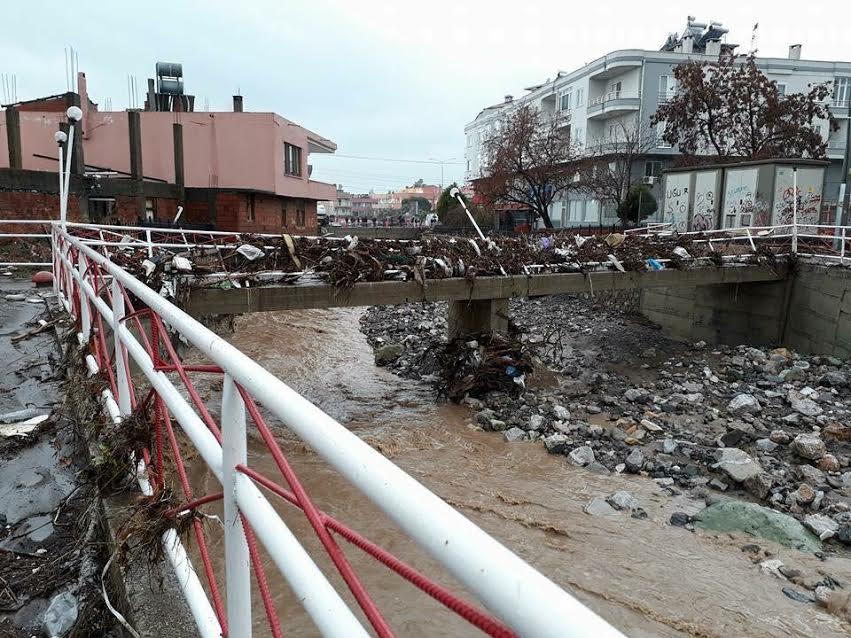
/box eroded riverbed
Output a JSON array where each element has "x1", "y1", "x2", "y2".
[{"x1": 188, "y1": 307, "x2": 851, "y2": 637}]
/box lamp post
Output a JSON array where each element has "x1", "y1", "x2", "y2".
[
  {"x1": 428, "y1": 156, "x2": 456, "y2": 191},
  {"x1": 57, "y1": 105, "x2": 83, "y2": 230}
]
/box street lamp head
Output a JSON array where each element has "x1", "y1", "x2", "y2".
[
  {"x1": 66, "y1": 106, "x2": 83, "y2": 122},
  {"x1": 449, "y1": 186, "x2": 461, "y2": 199},
  {"x1": 54, "y1": 131, "x2": 68, "y2": 144}
]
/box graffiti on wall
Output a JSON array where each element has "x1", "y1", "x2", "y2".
[
  {"x1": 722, "y1": 168, "x2": 762, "y2": 228},
  {"x1": 774, "y1": 167, "x2": 823, "y2": 226},
  {"x1": 664, "y1": 173, "x2": 690, "y2": 232},
  {"x1": 691, "y1": 171, "x2": 718, "y2": 231}
]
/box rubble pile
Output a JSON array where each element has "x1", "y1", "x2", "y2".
[{"x1": 361, "y1": 295, "x2": 851, "y2": 550}]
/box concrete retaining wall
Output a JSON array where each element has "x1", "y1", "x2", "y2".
[
  {"x1": 785, "y1": 264, "x2": 851, "y2": 357},
  {"x1": 640, "y1": 263, "x2": 851, "y2": 357}
]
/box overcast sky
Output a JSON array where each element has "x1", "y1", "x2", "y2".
[{"x1": 3, "y1": 1, "x2": 848, "y2": 193}]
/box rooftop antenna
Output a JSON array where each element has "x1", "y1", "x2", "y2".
[{"x1": 750, "y1": 22, "x2": 759, "y2": 54}]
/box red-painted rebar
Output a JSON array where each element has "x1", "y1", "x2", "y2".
[
  {"x1": 239, "y1": 513, "x2": 285, "y2": 638},
  {"x1": 235, "y1": 465, "x2": 517, "y2": 638},
  {"x1": 165, "y1": 492, "x2": 224, "y2": 518},
  {"x1": 237, "y1": 386, "x2": 396, "y2": 638}
]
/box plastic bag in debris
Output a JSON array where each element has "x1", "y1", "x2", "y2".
[
  {"x1": 43, "y1": 590, "x2": 78, "y2": 638},
  {"x1": 236, "y1": 244, "x2": 265, "y2": 261},
  {"x1": 344, "y1": 235, "x2": 359, "y2": 251},
  {"x1": 142, "y1": 259, "x2": 156, "y2": 278},
  {"x1": 538, "y1": 236, "x2": 553, "y2": 250},
  {"x1": 172, "y1": 256, "x2": 192, "y2": 272},
  {"x1": 159, "y1": 280, "x2": 176, "y2": 298},
  {"x1": 672, "y1": 246, "x2": 691, "y2": 260},
  {"x1": 605, "y1": 233, "x2": 625, "y2": 248},
  {"x1": 574, "y1": 235, "x2": 587, "y2": 248},
  {"x1": 608, "y1": 254, "x2": 626, "y2": 272},
  {"x1": 646, "y1": 258, "x2": 665, "y2": 271}
]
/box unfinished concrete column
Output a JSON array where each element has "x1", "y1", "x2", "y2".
[
  {"x1": 447, "y1": 298, "x2": 509, "y2": 340},
  {"x1": 5, "y1": 107, "x2": 21, "y2": 169},
  {"x1": 128, "y1": 110, "x2": 145, "y2": 219},
  {"x1": 173, "y1": 123, "x2": 185, "y2": 204}
]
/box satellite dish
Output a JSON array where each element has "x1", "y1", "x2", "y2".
[{"x1": 449, "y1": 186, "x2": 461, "y2": 198}]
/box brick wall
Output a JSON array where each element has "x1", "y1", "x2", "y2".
[
  {"x1": 215, "y1": 192, "x2": 318, "y2": 235},
  {"x1": 0, "y1": 191, "x2": 82, "y2": 231}
]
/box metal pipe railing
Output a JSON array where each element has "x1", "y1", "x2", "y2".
[{"x1": 58, "y1": 224, "x2": 626, "y2": 638}]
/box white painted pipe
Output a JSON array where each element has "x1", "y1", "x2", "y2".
[
  {"x1": 63, "y1": 247, "x2": 368, "y2": 637},
  {"x1": 65, "y1": 231, "x2": 626, "y2": 638}
]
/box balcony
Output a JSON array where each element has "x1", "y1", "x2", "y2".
[
  {"x1": 827, "y1": 138, "x2": 847, "y2": 157},
  {"x1": 586, "y1": 91, "x2": 641, "y2": 119},
  {"x1": 830, "y1": 99, "x2": 850, "y2": 116},
  {"x1": 588, "y1": 59, "x2": 642, "y2": 81}
]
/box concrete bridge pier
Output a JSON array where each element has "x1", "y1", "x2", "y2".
[{"x1": 448, "y1": 298, "x2": 509, "y2": 339}]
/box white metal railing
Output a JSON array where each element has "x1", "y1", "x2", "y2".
[
  {"x1": 0, "y1": 219, "x2": 53, "y2": 267},
  {"x1": 51, "y1": 221, "x2": 626, "y2": 638},
  {"x1": 588, "y1": 91, "x2": 640, "y2": 107}
]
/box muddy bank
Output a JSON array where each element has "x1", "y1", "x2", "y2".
[
  {"x1": 361, "y1": 295, "x2": 851, "y2": 622},
  {"x1": 0, "y1": 276, "x2": 119, "y2": 637}
]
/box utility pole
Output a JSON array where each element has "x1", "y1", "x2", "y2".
[{"x1": 841, "y1": 97, "x2": 851, "y2": 226}]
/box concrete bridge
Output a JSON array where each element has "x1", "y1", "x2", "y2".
[{"x1": 183, "y1": 263, "x2": 789, "y2": 340}]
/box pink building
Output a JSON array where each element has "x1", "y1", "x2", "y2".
[{"x1": 1, "y1": 67, "x2": 336, "y2": 234}]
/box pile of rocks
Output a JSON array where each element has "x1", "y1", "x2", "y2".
[{"x1": 361, "y1": 294, "x2": 851, "y2": 548}]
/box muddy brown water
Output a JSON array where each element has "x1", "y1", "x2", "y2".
[{"x1": 185, "y1": 308, "x2": 851, "y2": 638}]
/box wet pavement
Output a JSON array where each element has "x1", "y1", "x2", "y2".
[{"x1": 185, "y1": 307, "x2": 851, "y2": 637}]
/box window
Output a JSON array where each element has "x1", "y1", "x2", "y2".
[
  {"x1": 835, "y1": 77, "x2": 850, "y2": 107},
  {"x1": 144, "y1": 198, "x2": 155, "y2": 221},
  {"x1": 575, "y1": 87, "x2": 584, "y2": 107},
  {"x1": 284, "y1": 143, "x2": 302, "y2": 176},
  {"x1": 655, "y1": 122, "x2": 672, "y2": 148},
  {"x1": 559, "y1": 89, "x2": 573, "y2": 111},
  {"x1": 247, "y1": 194, "x2": 256, "y2": 221},
  {"x1": 659, "y1": 75, "x2": 673, "y2": 102},
  {"x1": 644, "y1": 160, "x2": 663, "y2": 178},
  {"x1": 584, "y1": 200, "x2": 600, "y2": 223},
  {"x1": 610, "y1": 81, "x2": 622, "y2": 98},
  {"x1": 776, "y1": 82, "x2": 787, "y2": 96},
  {"x1": 295, "y1": 200, "x2": 306, "y2": 227}
]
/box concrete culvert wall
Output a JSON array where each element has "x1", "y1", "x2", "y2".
[{"x1": 640, "y1": 263, "x2": 851, "y2": 357}]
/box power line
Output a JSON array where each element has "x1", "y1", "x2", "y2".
[{"x1": 322, "y1": 153, "x2": 464, "y2": 166}]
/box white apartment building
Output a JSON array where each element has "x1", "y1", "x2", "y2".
[{"x1": 464, "y1": 17, "x2": 851, "y2": 228}]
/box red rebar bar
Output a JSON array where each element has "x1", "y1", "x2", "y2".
[
  {"x1": 237, "y1": 386, "x2": 395, "y2": 638},
  {"x1": 235, "y1": 465, "x2": 516, "y2": 638}
]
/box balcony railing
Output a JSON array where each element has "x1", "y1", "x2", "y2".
[
  {"x1": 828, "y1": 139, "x2": 847, "y2": 150},
  {"x1": 588, "y1": 90, "x2": 641, "y2": 107}
]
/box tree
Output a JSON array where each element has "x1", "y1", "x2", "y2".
[
  {"x1": 435, "y1": 183, "x2": 458, "y2": 218},
  {"x1": 478, "y1": 105, "x2": 579, "y2": 228},
  {"x1": 651, "y1": 52, "x2": 836, "y2": 162},
  {"x1": 579, "y1": 121, "x2": 656, "y2": 214},
  {"x1": 617, "y1": 184, "x2": 657, "y2": 223},
  {"x1": 400, "y1": 196, "x2": 431, "y2": 217}
]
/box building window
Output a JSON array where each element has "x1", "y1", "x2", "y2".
[
  {"x1": 295, "y1": 200, "x2": 306, "y2": 227},
  {"x1": 247, "y1": 194, "x2": 256, "y2": 221},
  {"x1": 658, "y1": 75, "x2": 672, "y2": 102},
  {"x1": 144, "y1": 198, "x2": 155, "y2": 221},
  {"x1": 575, "y1": 87, "x2": 584, "y2": 107},
  {"x1": 655, "y1": 122, "x2": 672, "y2": 148},
  {"x1": 835, "y1": 77, "x2": 850, "y2": 107},
  {"x1": 776, "y1": 82, "x2": 787, "y2": 96},
  {"x1": 284, "y1": 143, "x2": 302, "y2": 176},
  {"x1": 559, "y1": 89, "x2": 573, "y2": 111},
  {"x1": 609, "y1": 81, "x2": 622, "y2": 98},
  {"x1": 644, "y1": 160, "x2": 663, "y2": 178}
]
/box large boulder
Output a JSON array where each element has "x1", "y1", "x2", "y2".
[
  {"x1": 790, "y1": 433, "x2": 827, "y2": 461},
  {"x1": 693, "y1": 501, "x2": 821, "y2": 553},
  {"x1": 712, "y1": 448, "x2": 763, "y2": 483},
  {"x1": 727, "y1": 393, "x2": 761, "y2": 415},
  {"x1": 374, "y1": 343, "x2": 404, "y2": 365}
]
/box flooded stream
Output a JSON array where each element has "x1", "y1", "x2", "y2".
[{"x1": 187, "y1": 308, "x2": 851, "y2": 637}]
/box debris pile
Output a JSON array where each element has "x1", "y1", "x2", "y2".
[
  {"x1": 90, "y1": 229, "x2": 792, "y2": 298},
  {"x1": 439, "y1": 334, "x2": 533, "y2": 401}
]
